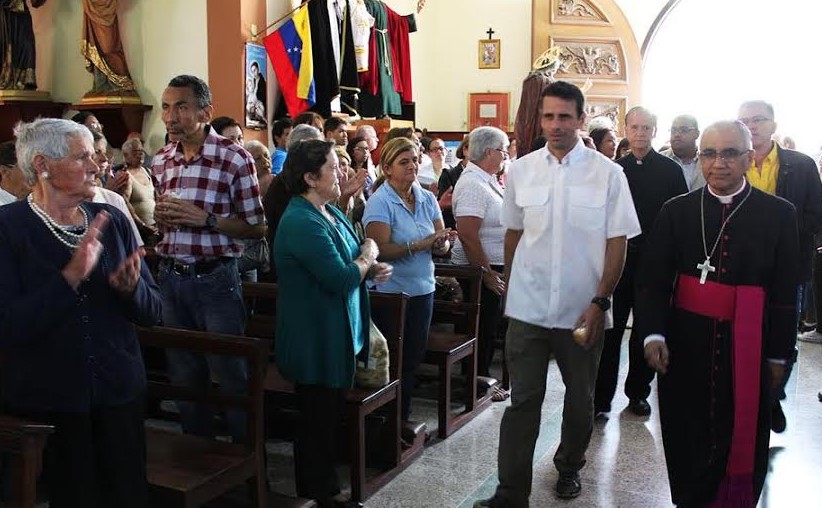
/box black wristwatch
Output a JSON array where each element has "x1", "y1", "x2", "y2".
[
  {"x1": 591, "y1": 296, "x2": 611, "y2": 312},
  {"x1": 205, "y1": 212, "x2": 218, "y2": 229}
]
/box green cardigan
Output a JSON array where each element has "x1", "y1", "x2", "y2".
[{"x1": 273, "y1": 196, "x2": 371, "y2": 388}]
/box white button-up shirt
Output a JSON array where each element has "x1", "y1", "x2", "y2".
[
  {"x1": 451, "y1": 163, "x2": 505, "y2": 265},
  {"x1": 502, "y1": 141, "x2": 641, "y2": 330}
]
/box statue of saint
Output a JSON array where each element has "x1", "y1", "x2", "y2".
[
  {"x1": 0, "y1": 0, "x2": 47, "y2": 91},
  {"x1": 80, "y1": 0, "x2": 136, "y2": 97}
]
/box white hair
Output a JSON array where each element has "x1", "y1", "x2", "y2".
[
  {"x1": 15, "y1": 118, "x2": 93, "y2": 185},
  {"x1": 244, "y1": 139, "x2": 268, "y2": 156},
  {"x1": 703, "y1": 120, "x2": 753, "y2": 150},
  {"x1": 121, "y1": 138, "x2": 142, "y2": 153},
  {"x1": 587, "y1": 116, "x2": 614, "y2": 131},
  {"x1": 468, "y1": 126, "x2": 508, "y2": 162},
  {"x1": 286, "y1": 124, "x2": 322, "y2": 150}
]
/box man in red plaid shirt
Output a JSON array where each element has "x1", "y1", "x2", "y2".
[{"x1": 152, "y1": 74, "x2": 266, "y2": 443}]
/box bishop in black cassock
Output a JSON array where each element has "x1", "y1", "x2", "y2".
[{"x1": 636, "y1": 121, "x2": 799, "y2": 507}]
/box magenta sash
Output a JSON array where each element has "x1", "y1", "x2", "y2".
[{"x1": 674, "y1": 274, "x2": 764, "y2": 507}]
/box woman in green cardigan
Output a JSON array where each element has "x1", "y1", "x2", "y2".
[{"x1": 274, "y1": 139, "x2": 392, "y2": 508}]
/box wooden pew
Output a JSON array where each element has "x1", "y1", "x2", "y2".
[
  {"x1": 138, "y1": 326, "x2": 270, "y2": 508},
  {"x1": 242, "y1": 282, "x2": 421, "y2": 503},
  {"x1": 424, "y1": 264, "x2": 492, "y2": 438},
  {"x1": 0, "y1": 416, "x2": 53, "y2": 508}
]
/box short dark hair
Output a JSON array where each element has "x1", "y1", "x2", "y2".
[
  {"x1": 211, "y1": 116, "x2": 240, "y2": 135},
  {"x1": 250, "y1": 61, "x2": 259, "y2": 71},
  {"x1": 323, "y1": 116, "x2": 347, "y2": 134},
  {"x1": 420, "y1": 136, "x2": 432, "y2": 152},
  {"x1": 0, "y1": 141, "x2": 16, "y2": 166},
  {"x1": 293, "y1": 111, "x2": 324, "y2": 128},
  {"x1": 616, "y1": 137, "x2": 631, "y2": 158},
  {"x1": 167, "y1": 74, "x2": 212, "y2": 109},
  {"x1": 588, "y1": 128, "x2": 613, "y2": 150},
  {"x1": 272, "y1": 118, "x2": 293, "y2": 139},
  {"x1": 282, "y1": 139, "x2": 335, "y2": 196},
  {"x1": 385, "y1": 127, "x2": 414, "y2": 142},
  {"x1": 540, "y1": 81, "x2": 585, "y2": 118},
  {"x1": 71, "y1": 111, "x2": 94, "y2": 126}
]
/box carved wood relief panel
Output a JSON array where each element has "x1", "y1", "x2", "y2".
[
  {"x1": 585, "y1": 95, "x2": 627, "y2": 134},
  {"x1": 549, "y1": 37, "x2": 626, "y2": 83},
  {"x1": 551, "y1": 0, "x2": 610, "y2": 26}
]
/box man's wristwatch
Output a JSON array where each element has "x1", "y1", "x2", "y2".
[
  {"x1": 591, "y1": 296, "x2": 611, "y2": 312},
  {"x1": 205, "y1": 212, "x2": 218, "y2": 229}
]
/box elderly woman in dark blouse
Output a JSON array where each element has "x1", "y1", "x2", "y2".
[{"x1": 0, "y1": 118, "x2": 161, "y2": 508}]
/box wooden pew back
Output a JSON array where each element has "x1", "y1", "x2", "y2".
[{"x1": 138, "y1": 326, "x2": 269, "y2": 507}]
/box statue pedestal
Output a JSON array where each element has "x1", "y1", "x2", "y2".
[
  {"x1": 0, "y1": 91, "x2": 67, "y2": 142},
  {"x1": 73, "y1": 98, "x2": 152, "y2": 148}
]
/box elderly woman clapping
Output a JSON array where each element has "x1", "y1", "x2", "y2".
[
  {"x1": 274, "y1": 139, "x2": 392, "y2": 506},
  {"x1": 0, "y1": 118, "x2": 161, "y2": 507}
]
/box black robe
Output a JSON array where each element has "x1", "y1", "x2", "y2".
[{"x1": 635, "y1": 184, "x2": 799, "y2": 506}]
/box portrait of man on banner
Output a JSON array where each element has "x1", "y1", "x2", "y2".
[{"x1": 245, "y1": 42, "x2": 268, "y2": 129}]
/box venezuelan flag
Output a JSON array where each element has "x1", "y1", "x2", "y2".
[{"x1": 264, "y1": 4, "x2": 316, "y2": 117}]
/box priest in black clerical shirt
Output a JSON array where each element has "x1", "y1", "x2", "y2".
[
  {"x1": 637, "y1": 120, "x2": 799, "y2": 507},
  {"x1": 594, "y1": 106, "x2": 688, "y2": 418}
]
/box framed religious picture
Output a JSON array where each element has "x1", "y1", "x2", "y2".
[
  {"x1": 468, "y1": 92, "x2": 510, "y2": 131},
  {"x1": 478, "y1": 39, "x2": 501, "y2": 69},
  {"x1": 245, "y1": 42, "x2": 268, "y2": 130}
]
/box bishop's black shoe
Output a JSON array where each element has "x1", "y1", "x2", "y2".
[
  {"x1": 771, "y1": 401, "x2": 787, "y2": 433},
  {"x1": 555, "y1": 471, "x2": 582, "y2": 499},
  {"x1": 628, "y1": 398, "x2": 651, "y2": 416}
]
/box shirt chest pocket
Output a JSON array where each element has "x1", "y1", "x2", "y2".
[
  {"x1": 568, "y1": 187, "x2": 606, "y2": 231},
  {"x1": 516, "y1": 186, "x2": 551, "y2": 235}
]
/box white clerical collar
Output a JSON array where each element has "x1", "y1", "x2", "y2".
[{"x1": 707, "y1": 179, "x2": 747, "y2": 204}]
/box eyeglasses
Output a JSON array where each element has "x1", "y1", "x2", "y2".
[
  {"x1": 699, "y1": 148, "x2": 748, "y2": 162},
  {"x1": 495, "y1": 148, "x2": 510, "y2": 159},
  {"x1": 738, "y1": 116, "x2": 772, "y2": 126},
  {"x1": 430, "y1": 146, "x2": 446, "y2": 152},
  {"x1": 670, "y1": 127, "x2": 696, "y2": 135}
]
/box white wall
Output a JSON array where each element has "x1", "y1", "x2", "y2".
[
  {"x1": 33, "y1": 0, "x2": 209, "y2": 153},
  {"x1": 383, "y1": 0, "x2": 532, "y2": 131}
]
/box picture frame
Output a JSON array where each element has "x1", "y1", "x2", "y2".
[
  {"x1": 245, "y1": 42, "x2": 268, "y2": 130},
  {"x1": 468, "y1": 92, "x2": 510, "y2": 131},
  {"x1": 478, "y1": 39, "x2": 501, "y2": 69}
]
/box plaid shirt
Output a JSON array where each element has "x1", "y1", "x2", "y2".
[{"x1": 152, "y1": 127, "x2": 265, "y2": 262}]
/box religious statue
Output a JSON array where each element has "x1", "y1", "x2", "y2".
[
  {"x1": 0, "y1": 0, "x2": 47, "y2": 91},
  {"x1": 514, "y1": 46, "x2": 562, "y2": 157},
  {"x1": 80, "y1": 0, "x2": 137, "y2": 98}
]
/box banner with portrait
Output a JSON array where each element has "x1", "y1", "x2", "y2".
[{"x1": 245, "y1": 42, "x2": 268, "y2": 130}]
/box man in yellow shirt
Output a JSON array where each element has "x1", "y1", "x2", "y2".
[{"x1": 738, "y1": 100, "x2": 822, "y2": 432}]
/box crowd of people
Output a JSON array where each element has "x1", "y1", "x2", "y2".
[{"x1": 0, "y1": 75, "x2": 820, "y2": 508}]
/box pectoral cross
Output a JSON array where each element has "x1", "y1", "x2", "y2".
[
  {"x1": 697, "y1": 258, "x2": 715, "y2": 284},
  {"x1": 486, "y1": 27, "x2": 495, "y2": 39}
]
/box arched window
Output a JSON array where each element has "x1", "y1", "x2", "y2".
[{"x1": 643, "y1": 0, "x2": 822, "y2": 154}]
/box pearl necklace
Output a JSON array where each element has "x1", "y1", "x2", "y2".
[{"x1": 27, "y1": 194, "x2": 89, "y2": 250}]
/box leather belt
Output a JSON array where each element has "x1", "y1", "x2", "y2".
[{"x1": 164, "y1": 257, "x2": 231, "y2": 277}]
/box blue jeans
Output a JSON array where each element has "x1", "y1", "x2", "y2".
[{"x1": 158, "y1": 258, "x2": 249, "y2": 442}]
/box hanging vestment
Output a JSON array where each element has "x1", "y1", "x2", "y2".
[
  {"x1": 305, "y1": 0, "x2": 339, "y2": 118},
  {"x1": 349, "y1": 0, "x2": 374, "y2": 72},
  {"x1": 358, "y1": 0, "x2": 415, "y2": 118}
]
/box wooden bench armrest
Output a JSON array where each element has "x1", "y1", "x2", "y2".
[{"x1": 0, "y1": 415, "x2": 54, "y2": 451}]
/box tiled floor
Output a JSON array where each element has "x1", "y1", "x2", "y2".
[{"x1": 354, "y1": 339, "x2": 822, "y2": 508}]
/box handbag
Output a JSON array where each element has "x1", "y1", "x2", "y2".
[
  {"x1": 241, "y1": 237, "x2": 271, "y2": 273},
  {"x1": 354, "y1": 319, "x2": 390, "y2": 389}
]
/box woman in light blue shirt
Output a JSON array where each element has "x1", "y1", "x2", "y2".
[{"x1": 363, "y1": 137, "x2": 454, "y2": 428}]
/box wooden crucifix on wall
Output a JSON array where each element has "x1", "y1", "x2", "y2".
[{"x1": 479, "y1": 28, "x2": 500, "y2": 69}]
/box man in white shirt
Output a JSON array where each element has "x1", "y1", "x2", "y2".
[
  {"x1": 475, "y1": 81, "x2": 640, "y2": 507},
  {"x1": 0, "y1": 141, "x2": 31, "y2": 206}
]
